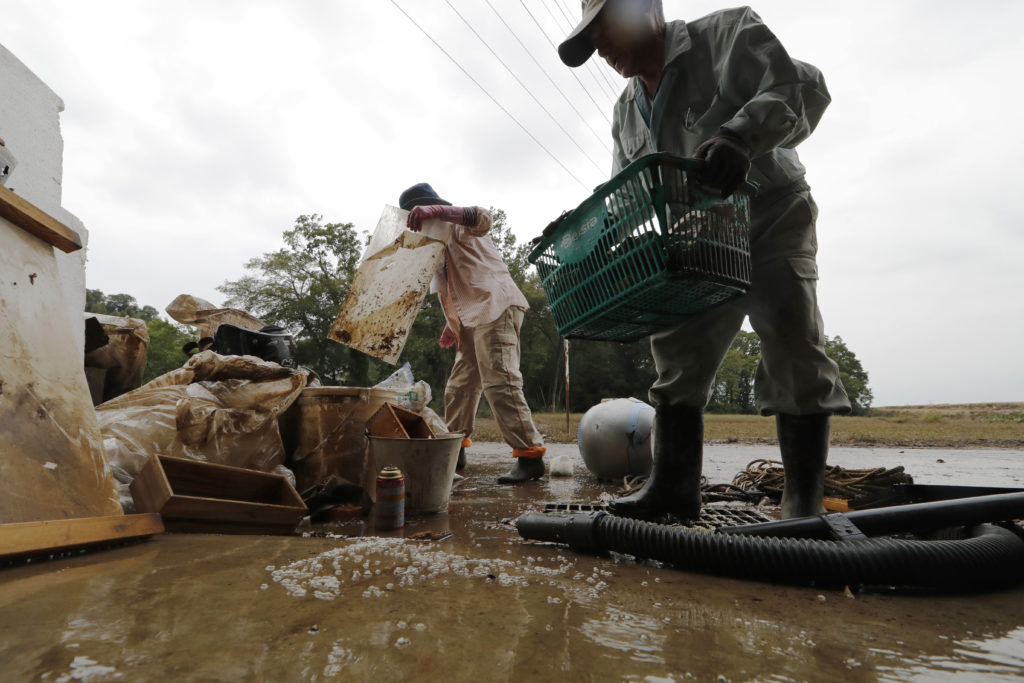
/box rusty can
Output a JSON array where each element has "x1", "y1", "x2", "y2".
[{"x1": 375, "y1": 466, "x2": 405, "y2": 530}]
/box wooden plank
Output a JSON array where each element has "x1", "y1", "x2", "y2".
[
  {"x1": 160, "y1": 519, "x2": 302, "y2": 535},
  {"x1": 0, "y1": 184, "x2": 83, "y2": 253},
  {"x1": 161, "y1": 496, "x2": 305, "y2": 526},
  {"x1": 0, "y1": 514, "x2": 164, "y2": 562}
]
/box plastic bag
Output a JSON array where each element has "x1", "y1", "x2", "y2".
[
  {"x1": 97, "y1": 350, "x2": 308, "y2": 506},
  {"x1": 373, "y1": 362, "x2": 444, "y2": 431},
  {"x1": 374, "y1": 362, "x2": 431, "y2": 413},
  {"x1": 165, "y1": 293, "x2": 266, "y2": 339}
]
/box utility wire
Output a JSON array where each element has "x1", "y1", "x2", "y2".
[
  {"x1": 554, "y1": 0, "x2": 624, "y2": 99},
  {"x1": 390, "y1": 0, "x2": 591, "y2": 191},
  {"x1": 443, "y1": 0, "x2": 606, "y2": 176},
  {"x1": 481, "y1": 0, "x2": 612, "y2": 154},
  {"x1": 518, "y1": 0, "x2": 613, "y2": 124},
  {"x1": 539, "y1": 0, "x2": 619, "y2": 105}
]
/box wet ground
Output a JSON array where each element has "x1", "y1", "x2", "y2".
[{"x1": 2, "y1": 443, "x2": 1024, "y2": 681}]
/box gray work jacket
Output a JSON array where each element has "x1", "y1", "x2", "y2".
[{"x1": 610, "y1": 8, "x2": 830, "y2": 193}]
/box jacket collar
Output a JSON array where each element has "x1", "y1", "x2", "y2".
[
  {"x1": 627, "y1": 20, "x2": 691, "y2": 104},
  {"x1": 663, "y1": 20, "x2": 691, "y2": 67}
]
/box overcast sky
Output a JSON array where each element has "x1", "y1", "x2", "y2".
[{"x1": 4, "y1": 1, "x2": 1023, "y2": 407}]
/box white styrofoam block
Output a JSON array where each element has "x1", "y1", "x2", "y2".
[
  {"x1": 0, "y1": 43, "x2": 65, "y2": 212},
  {"x1": 1, "y1": 42, "x2": 90, "y2": 358}
]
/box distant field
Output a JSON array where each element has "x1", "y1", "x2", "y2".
[{"x1": 471, "y1": 403, "x2": 1024, "y2": 448}]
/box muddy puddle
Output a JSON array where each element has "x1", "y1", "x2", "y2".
[{"x1": 1, "y1": 443, "x2": 1023, "y2": 681}]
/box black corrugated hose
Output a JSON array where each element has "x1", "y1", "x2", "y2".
[{"x1": 515, "y1": 510, "x2": 1024, "y2": 592}]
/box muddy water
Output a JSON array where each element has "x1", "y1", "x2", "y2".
[{"x1": 1, "y1": 443, "x2": 1023, "y2": 681}]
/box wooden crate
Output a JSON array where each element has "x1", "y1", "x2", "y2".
[
  {"x1": 366, "y1": 403, "x2": 435, "y2": 439},
  {"x1": 130, "y1": 455, "x2": 307, "y2": 535}
]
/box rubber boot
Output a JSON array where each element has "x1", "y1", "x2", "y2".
[
  {"x1": 496, "y1": 457, "x2": 545, "y2": 484},
  {"x1": 608, "y1": 404, "x2": 703, "y2": 521},
  {"x1": 456, "y1": 447, "x2": 467, "y2": 470},
  {"x1": 776, "y1": 413, "x2": 831, "y2": 519}
]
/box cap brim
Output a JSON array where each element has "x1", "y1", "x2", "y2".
[
  {"x1": 558, "y1": 0, "x2": 605, "y2": 67},
  {"x1": 558, "y1": 34, "x2": 596, "y2": 67}
]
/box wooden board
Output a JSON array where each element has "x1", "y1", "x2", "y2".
[
  {"x1": 130, "y1": 455, "x2": 307, "y2": 535},
  {"x1": 0, "y1": 184, "x2": 83, "y2": 253},
  {"x1": 329, "y1": 206, "x2": 452, "y2": 363},
  {"x1": 0, "y1": 514, "x2": 164, "y2": 562}
]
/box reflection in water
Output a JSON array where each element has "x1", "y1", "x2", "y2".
[
  {"x1": 3, "y1": 446, "x2": 1024, "y2": 681},
  {"x1": 578, "y1": 605, "x2": 666, "y2": 664},
  {"x1": 877, "y1": 626, "x2": 1024, "y2": 681}
]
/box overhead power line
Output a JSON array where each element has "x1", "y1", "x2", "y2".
[
  {"x1": 555, "y1": 0, "x2": 626, "y2": 98},
  {"x1": 390, "y1": 0, "x2": 591, "y2": 191},
  {"x1": 544, "y1": 0, "x2": 621, "y2": 103},
  {"x1": 517, "y1": 0, "x2": 614, "y2": 123},
  {"x1": 443, "y1": 0, "x2": 606, "y2": 176},
  {"x1": 482, "y1": 0, "x2": 612, "y2": 154}
]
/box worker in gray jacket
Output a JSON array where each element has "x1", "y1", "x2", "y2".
[{"x1": 559, "y1": 0, "x2": 851, "y2": 520}]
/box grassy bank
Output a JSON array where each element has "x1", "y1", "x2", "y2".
[{"x1": 470, "y1": 403, "x2": 1024, "y2": 448}]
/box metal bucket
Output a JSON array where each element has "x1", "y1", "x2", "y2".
[{"x1": 367, "y1": 433, "x2": 462, "y2": 515}]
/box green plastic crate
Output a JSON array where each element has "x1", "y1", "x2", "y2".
[{"x1": 528, "y1": 153, "x2": 753, "y2": 342}]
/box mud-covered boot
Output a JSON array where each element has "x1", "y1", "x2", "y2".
[
  {"x1": 777, "y1": 413, "x2": 831, "y2": 519},
  {"x1": 608, "y1": 404, "x2": 703, "y2": 521},
  {"x1": 496, "y1": 457, "x2": 545, "y2": 484}
]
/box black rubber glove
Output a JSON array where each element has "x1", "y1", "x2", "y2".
[{"x1": 693, "y1": 129, "x2": 751, "y2": 198}]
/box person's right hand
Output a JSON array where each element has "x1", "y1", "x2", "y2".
[
  {"x1": 694, "y1": 131, "x2": 750, "y2": 198},
  {"x1": 439, "y1": 325, "x2": 456, "y2": 349},
  {"x1": 407, "y1": 205, "x2": 475, "y2": 231},
  {"x1": 407, "y1": 205, "x2": 447, "y2": 232}
]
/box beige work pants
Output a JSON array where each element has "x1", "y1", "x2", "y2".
[
  {"x1": 444, "y1": 307, "x2": 544, "y2": 453},
  {"x1": 649, "y1": 189, "x2": 851, "y2": 416}
]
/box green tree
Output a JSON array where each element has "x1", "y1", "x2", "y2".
[
  {"x1": 488, "y1": 207, "x2": 532, "y2": 288},
  {"x1": 382, "y1": 294, "x2": 453, "y2": 410},
  {"x1": 566, "y1": 338, "x2": 658, "y2": 412},
  {"x1": 218, "y1": 214, "x2": 379, "y2": 386},
  {"x1": 85, "y1": 289, "x2": 158, "y2": 320},
  {"x1": 825, "y1": 335, "x2": 873, "y2": 415},
  {"x1": 707, "y1": 331, "x2": 761, "y2": 414},
  {"x1": 703, "y1": 332, "x2": 873, "y2": 414},
  {"x1": 143, "y1": 318, "x2": 194, "y2": 383}
]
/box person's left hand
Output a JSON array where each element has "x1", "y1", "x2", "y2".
[
  {"x1": 694, "y1": 133, "x2": 751, "y2": 198},
  {"x1": 439, "y1": 325, "x2": 456, "y2": 349}
]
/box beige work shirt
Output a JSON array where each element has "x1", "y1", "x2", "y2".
[{"x1": 432, "y1": 207, "x2": 528, "y2": 336}]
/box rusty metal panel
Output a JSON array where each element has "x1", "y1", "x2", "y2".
[{"x1": 329, "y1": 206, "x2": 452, "y2": 364}]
